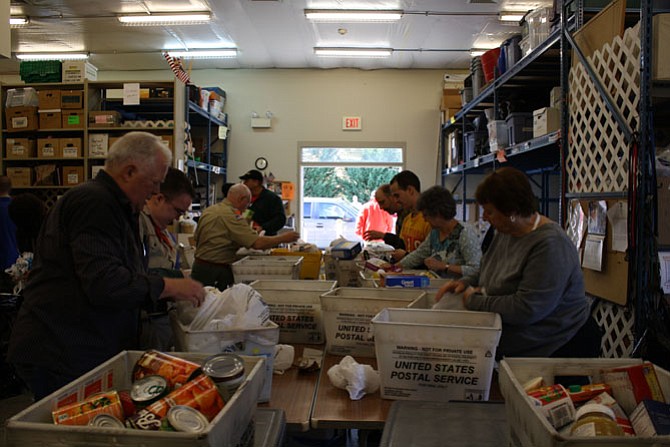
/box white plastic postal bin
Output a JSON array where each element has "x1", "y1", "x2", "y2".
[
  {"x1": 249, "y1": 279, "x2": 337, "y2": 344},
  {"x1": 372, "y1": 308, "x2": 501, "y2": 401},
  {"x1": 170, "y1": 314, "x2": 279, "y2": 402},
  {"x1": 499, "y1": 357, "x2": 670, "y2": 447},
  {"x1": 320, "y1": 287, "x2": 429, "y2": 358},
  {"x1": 232, "y1": 256, "x2": 302, "y2": 283},
  {"x1": 5, "y1": 351, "x2": 264, "y2": 447}
]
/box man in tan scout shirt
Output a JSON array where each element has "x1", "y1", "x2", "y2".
[{"x1": 192, "y1": 183, "x2": 299, "y2": 290}]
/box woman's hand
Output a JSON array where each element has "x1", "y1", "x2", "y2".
[
  {"x1": 363, "y1": 230, "x2": 385, "y2": 241},
  {"x1": 424, "y1": 257, "x2": 446, "y2": 272},
  {"x1": 434, "y1": 279, "x2": 467, "y2": 302},
  {"x1": 390, "y1": 249, "x2": 407, "y2": 262}
]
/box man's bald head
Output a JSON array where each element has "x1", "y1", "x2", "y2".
[{"x1": 227, "y1": 183, "x2": 252, "y2": 211}]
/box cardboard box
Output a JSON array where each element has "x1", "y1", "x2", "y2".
[
  {"x1": 61, "y1": 61, "x2": 97, "y2": 83},
  {"x1": 62, "y1": 166, "x2": 84, "y2": 186},
  {"x1": 38, "y1": 110, "x2": 62, "y2": 129},
  {"x1": 88, "y1": 133, "x2": 108, "y2": 158},
  {"x1": 91, "y1": 165, "x2": 104, "y2": 178},
  {"x1": 382, "y1": 275, "x2": 431, "y2": 288},
  {"x1": 653, "y1": 14, "x2": 670, "y2": 80},
  {"x1": 38, "y1": 89, "x2": 61, "y2": 109},
  {"x1": 60, "y1": 138, "x2": 82, "y2": 158},
  {"x1": 60, "y1": 90, "x2": 83, "y2": 109},
  {"x1": 160, "y1": 135, "x2": 173, "y2": 149},
  {"x1": 6, "y1": 167, "x2": 32, "y2": 187},
  {"x1": 331, "y1": 241, "x2": 362, "y2": 260},
  {"x1": 441, "y1": 88, "x2": 462, "y2": 111},
  {"x1": 549, "y1": 86, "x2": 562, "y2": 108},
  {"x1": 34, "y1": 164, "x2": 58, "y2": 186},
  {"x1": 37, "y1": 138, "x2": 62, "y2": 158},
  {"x1": 88, "y1": 110, "x2": 121, "y2": 127},
  {"x1": 630, "y1": 400, "x2": 670, "y2": 436},
  {"x1": 533, "y1": 107, "x2": 560, "y2": 137},
  {"x1": 5, "y1": 106, "x2": 38, "y2": 132},
  {"x1": 5, "y1": 138, "x2": 35, "y2": 159},
  {"x1": 108, "y1": 136, "x2": 121, "y2": 148},
  {"x1": 61, "y1": 109, "x2": 84, "y2": 129}
]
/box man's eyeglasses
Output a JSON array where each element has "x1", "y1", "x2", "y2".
[{"x1": 170, "y1": 202, "x2": 189, "y2": 216}]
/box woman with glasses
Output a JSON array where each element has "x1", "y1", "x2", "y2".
[{"x1": 139, "y1": 167, "x2": 196, "y2": 350}]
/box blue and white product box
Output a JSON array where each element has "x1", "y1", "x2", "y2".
[
  {"x1": 331, "y1": 241, "x2": 362, "y2": 260},
  {"x1": 630, "y1": 399, "x2": 670, "y2": 436},
  {"x1": 384, "y1": 275, "x2": 431, "y2": 288}
]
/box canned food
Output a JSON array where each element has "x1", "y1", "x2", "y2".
[
  {"x1": 130, "y1": 375, "x2": 169, "y2": 407},
  {"x1": 126, "y1": 374, "x2": 224, "y2": 430},
  {"x1": 166, "y1": 405, "x2": 209, "y2": 433},
  {"x1": 89, "y1": 413, "x2": 125, "y2": 429},
  {"x1": 52, "y1": 391, "x2": 124, "y2": 426},
  {"x1": 118, "y1": 390, "x2": 136, "y2": 417},
  {"x1": 133, "y1": 350, "x2": 201, "y2": 388},
  {"x1": 202, "y1": 354, "x2": 245, "y2": 401}
]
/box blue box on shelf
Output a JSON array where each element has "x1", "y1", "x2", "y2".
[{"x1": 331, "y1": 241, "x2": 362, "y2": 260}]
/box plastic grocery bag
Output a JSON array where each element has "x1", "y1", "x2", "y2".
[
  {"x1": 432, "y1": 291, "x2": 467, "y2": 311},
  {"x1": 188, "y1": 283, "x2": 270, "y2": 331},
  {"x1": 327, "y1": 355, "x2": 380, "y2": 400}
]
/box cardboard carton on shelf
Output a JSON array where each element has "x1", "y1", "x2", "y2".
[
  {"x1": 37, "y1": 137, "x2": 62, "y2": 158},
  {"x1": 5, "y1": 106, "x2": 38, "y2": 132},
  {"x1": 5, "y1": 138, "x2": 35, "y2": 159}
]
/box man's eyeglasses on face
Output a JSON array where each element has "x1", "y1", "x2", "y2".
[{"x1": 170, "y1": 202, "x2": 189, "y2": 216}]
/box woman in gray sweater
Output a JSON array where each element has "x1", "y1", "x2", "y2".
[{"x1": 436, "y1": 167, "x2": 600, "y2": 359}]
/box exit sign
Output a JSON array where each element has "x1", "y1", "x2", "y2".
[{"x1": 342, "y1": 116, "x2": 362, "y2": 130}]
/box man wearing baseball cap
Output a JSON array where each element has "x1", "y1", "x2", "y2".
[{"x1": 239, "y1": 169, "x2": 286, "y2": 235}]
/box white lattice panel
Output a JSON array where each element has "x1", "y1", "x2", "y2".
[
  {"x1": 593, "y1": 298, "x2": 635, "y2": 358},
  {"x1": 567, "y1": 23, "x2": 640, "y2": 193}
]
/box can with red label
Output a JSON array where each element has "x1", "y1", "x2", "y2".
[
  {"x1": 133, "y1": 350, "x2": 201, "y2": 389},
  {"x1": 52, "y1": 391, "x2": 125, "y2": 426},
  {"x1": 126, "y1": 373, "x2": 224, "y2": 430}
]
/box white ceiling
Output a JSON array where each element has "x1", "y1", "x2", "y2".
[{"x1": 2, "y1": 0, "x2": 552, "y2": 74}]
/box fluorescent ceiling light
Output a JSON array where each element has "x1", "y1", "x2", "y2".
[
  {"x1": 305, "y1": 9, "x2": 403, "y2": 22},
  {"x1": 118, "y1": 11, "x2": 211, "y2": 25},
  {"x1": 16, "y1": 52, "x2": 89, "y2": 61},
  {"x1": 10, "y1": 16, "x2": 29, "y2": 26},
  {"x1": 165, "y1": 48, "x2": 237, "y2": 59},
  {"x1": 499, "y1": 12, "x2": 526, "y2": 22},
  {"x1": 314, "y1": 47, "x2": 393, "y2": 57}
]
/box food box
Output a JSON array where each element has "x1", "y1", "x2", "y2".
[
  {"x1": 5, "y1": 351, "x2": 265, "y2": 447},
  {"x1": 5, "y1": 138, "x2": 35, "y2": 159},
  {"x1": 320, "y1": 287, "x2": 429, "y2": 357},
  {"x1": 60, "y1": 90, "x2": 84, "y2": 109},
  {"x1": 89, "y1": 110, "x2": 122, "y2": 127},
  {"x1": 533, "y1": 107, "x2": 560, "y2": 138},
  {"x1": 61, "y1": 61, "x2": 98, "y2": 83},
  {"x1": 62, "y1": 166, "x2": 84, "y2": 186},
  {"x1": 249, "y1": 279, "x2": 337, "y2": 344},
  {"x1": 372, "y1": 308, "x2": 502, "y2": 401},
  {"x1": 38, "y1": 110, "x2": 62, "y2": 129},
  {"x1": 6, "y1": 167, "x2": 32, "y2": 187},
  {"x1": 37, "y1": 89, "x2": 61, "y2": 109},
  {"x1": 270, "y1": 248, "x2": 322, "y2": 279},
  {"x1": 170, "y1": 314, "x2": 279, "y2": 403},
  {"x1": 61, "y1": 109, "x2": 85, "y2": 129},
  {"x1": 5, "y1": 106, "x2": 38, "y2": 132},
  {"x1": 37, "y1": 138, "x2": 61, "y2": 158},
  {"x1": 88, "y1": 133, "x2": 109, "y2": 158},
  {"x1": 330, "y1": 241, "x2": 362, "y2": 260},
  {"x1": 61, "y1": 138, "x2": 82, "y2": 158},
  {"x1": 231, "y1": 255, "x2": 302, "y2": 283},
  {"x1": 499, "y1": 357, "x2": 670, "y2": 447}
]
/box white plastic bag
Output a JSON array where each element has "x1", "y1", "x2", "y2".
[
  {"x1": 432, "y1": 291, "x2": 467, "y2": 311},
  {"x1": 327, "y1": 355, "x2": 380, "y2": 400}
]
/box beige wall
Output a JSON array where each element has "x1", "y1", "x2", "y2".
[{"x1": 95, "y1": 68, "x2": 446, "y2": 193}]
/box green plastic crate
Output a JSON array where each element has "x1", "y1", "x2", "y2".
[{"x1": 19, "y1": 61, "x2": 62, "y2": 83}]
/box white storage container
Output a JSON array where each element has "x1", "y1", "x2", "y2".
[
  {"x1": 249, "y1": 279, "x2": 337, "y2": 344},
  {"x1": 170, "y1": 314, "x2": 279, "y2": 402},
  {"x1": 372, "y1": 308, "x2": 501, "y2": 401},
  {"x1": 488, "y1": 119, "x2": 510, "y2": 152},
  {"x1": 499, "y1": 357, "x2": 670, "y2": 447},
  {"x1": 5, "y1": 87, "x2": 39, "y2": 108},
  {"x1": 5, "y1": 351, "x2": 265, "y2": 447},
  {"x1": 232, "y1": 255, "x2": 302, "y2": 283},
  {"x1": 320, "y1": 287, "x2": 429, "y2": 357}
]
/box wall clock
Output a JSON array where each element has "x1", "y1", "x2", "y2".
[{"x1": 255, "y1": 157, "x2": 268, "y2": 170}]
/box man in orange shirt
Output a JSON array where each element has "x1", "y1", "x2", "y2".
[
  {"x1": 389, "y1": 170, "x2": 431, "y2": 261},
  {"x1": 355, "y1": 192, "x2": 394, "y2": 241}
]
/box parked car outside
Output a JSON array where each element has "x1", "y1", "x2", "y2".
[{"x1": 301, "y1": 197, "x2": 363, "y2": 248}]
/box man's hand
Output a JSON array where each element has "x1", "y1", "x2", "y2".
[
  {"x1": 162, "y1": 277, "x2": 206, "y2": 307},
  {"x1": 363, "y1": 230, "x2": 385, "y2": 241},
  {"x1": 424, "y1": 257, "x2": 446, "y2": 272},
  {"x1": 434, "y1": 280, "x2": 467, "y2": 303}
]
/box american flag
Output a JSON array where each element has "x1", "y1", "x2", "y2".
[{"x1": 163, "y1": 51, "x2": 191, "y2": 85}]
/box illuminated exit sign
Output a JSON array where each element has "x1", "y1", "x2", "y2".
[{"x1": 342, "y1": 116, "x2": 362, "y2": 130}]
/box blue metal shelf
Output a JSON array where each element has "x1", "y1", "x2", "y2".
[{"x1": 186, "y1": 159, "x2": 226, "y2": 175}]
